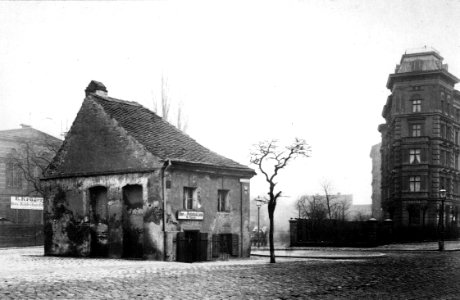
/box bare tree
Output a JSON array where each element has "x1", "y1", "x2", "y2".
[
  {"x1": 321, "y1": 180, "x2": 337, "y2": 220},
  {"x1": 9, "y1": 139, "x2": 60, "y2": 196},
  {"x1": 250, "y1": 138, "x2": 310, "y2": 263},
  {"x1": 333, "y1": 196, "x2": 351, "y2": 221},
  {"x1": 296, "y1": 195, "x2": 327, "y2": 221},
  {"x1": 152, "y1": 76, "x2": 188, "y2": 132},
  {"x1": 161, "y1": 76, "x2": 170, "y2": 121},
  {"x1": 176, "y1": 102, "x2": 188, "y2": 132}
]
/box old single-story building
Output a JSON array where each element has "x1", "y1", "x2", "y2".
[{"x1": 42, "y1": 81, "x2": 255, "y2": 262}]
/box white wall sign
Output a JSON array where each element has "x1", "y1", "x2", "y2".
[
  {"x1": 11, "y1": 196, "x2": 43, "y2": 210},
  {"x1": 177, "y1": 210, "x2": 204, "y2": 220}
]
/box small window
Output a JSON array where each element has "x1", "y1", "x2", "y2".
[
  {"x1": 6, "y1": 162, "x2": 22, "y2": 188},
  {"x1": 412, "y1": 99, "x2": 421, "y2": 113},
  {"x1": 441, "y1": 150, "x2": 446, "y2": 166},
  {"x1": 411, "y1": 124, "x2": 422, "y2": 137},
  {"x1": 409, "y1": 176, "x2": 421, "y2": 192},
  {"x1": 409, "y1": 149, "x2": 421, "y2": 164},
  {"x1": 217, "y1": 190, "x2": 229, "y2": 212},
  {"x1": 183, "y1": 187, "x2": 196, "y2": 210},
  {"x1": 441, "y1": 123, "x2": 446, "y2": 139}
]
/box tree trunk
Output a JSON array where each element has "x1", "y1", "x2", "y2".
[{"x1": 268, "y1": 202, "x2": 276, "y2": 263}]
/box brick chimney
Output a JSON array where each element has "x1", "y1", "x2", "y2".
[{"x1": 85, "y1": 80, "x2": 108, "y2": 97}]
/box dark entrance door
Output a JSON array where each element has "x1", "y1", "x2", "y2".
[
  {"x1": 89, "y1": 186, "x2": 109, "y2": 257},
  {"x1": 177, "y1": 231, "x2": 208, "y2": 263},
  {"x1": 122, "y1": 185, "x2": 144, "y2": 259}
]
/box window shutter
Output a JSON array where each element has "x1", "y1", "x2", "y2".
[
  {"x1": 200, "y1": 233, "x2": 209, "y2": 261},
  {"x1": 231, "y1": 234, "x2": 239, "y2": 256},
  {"x1": 212, "y1": 234, "x2": 220, "y2": 258},
  {"x1": 176, "y1": 232, "x2": 185, "y2": 262}
]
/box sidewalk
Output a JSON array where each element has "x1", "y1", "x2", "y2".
[{"x1": 250, "y1": 240, "x2": 460, "y2": 259}]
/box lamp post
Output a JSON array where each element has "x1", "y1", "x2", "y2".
[
  {"x1": 255, "y1": 196, "x2": 265, "y2": 248},
  {"x1": 439, "y1": 188, "x2": 447, "y2": 251}
]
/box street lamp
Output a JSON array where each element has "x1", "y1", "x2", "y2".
[
  {"x1": 439, "y1": 188, "x2": 447, "y2": 251},
  {"x1": 255, "y1": 196, "x2": 265, "y2": 248}
]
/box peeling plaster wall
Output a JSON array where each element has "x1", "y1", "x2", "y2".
[
  {"x1": 164, "y1": 168, "x2": 251, "y2": 259},
  {"x1": 43, "y1": 171, "x2": 165, "y2": 259},
  {"x1": 44, "y1": 167, "x2": 251, "y2": 261}
]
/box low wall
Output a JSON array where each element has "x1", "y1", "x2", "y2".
[
  {"x1": 290, "y1": 218, "x2": 460, "y2": 247},
  {"x1": 290, "y1": 219, "x2": 391, "y2": 247},
  {"x1": 0, "y1": 224, "x2": 44, "y2": 247}
]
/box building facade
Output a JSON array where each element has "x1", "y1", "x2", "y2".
[
  {"x1": 0, "y1": 125, "x2": 61, "y2": 224},
  {"x1": 379, "y1": 49, "x2": 460, "y2": 233},
  {"x1": 42, "y1": 81, "x2": 255, "y2": 262},
  {"x1": 370, "y1": 143, "x2": 382, "y2": 220}
]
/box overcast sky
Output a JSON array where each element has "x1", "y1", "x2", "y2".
[{"x1": 1, "y1": 0, "x2": 460, "y2": 208}]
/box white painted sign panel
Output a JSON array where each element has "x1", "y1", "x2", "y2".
[
  {"x1": 177, "y1": 211, "x2": 204, "y2": 220},
  {"x1": 11, "y1": 196, "x2": 43, "y2": 210}
]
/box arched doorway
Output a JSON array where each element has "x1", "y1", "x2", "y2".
[
  {"x1": 122, "y1": 184, "x2": 144, "y2": 259},
  {"x1": 89, "y1": 186, "x2": 109, "y2": 257}
]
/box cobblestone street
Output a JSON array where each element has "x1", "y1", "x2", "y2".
[{"x1": 1, "y1": 247, "x2": 460, "y2": 299}]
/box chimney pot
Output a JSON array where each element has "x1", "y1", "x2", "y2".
[{"x1": 85, "y1": 80, "x2": 108, "y2": 97}]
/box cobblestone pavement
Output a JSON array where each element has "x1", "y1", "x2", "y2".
[{"x1": 1, "y1": 247, "x2": 460, "y2": 299}]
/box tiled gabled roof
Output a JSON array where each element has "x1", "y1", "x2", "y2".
[{"x1": 91, "y1": 94, "x2": 254, "y2": 173}]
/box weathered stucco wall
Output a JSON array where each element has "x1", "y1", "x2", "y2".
[
  {"x1": 44, "y1": 166, "x2": 251, "y2": 261},
  {"x1": 164, "y1": 167, "x2": 251, "y2": 259},
  {"x1": 43, "y1": 172, "x2": 165, "y2": 259}
]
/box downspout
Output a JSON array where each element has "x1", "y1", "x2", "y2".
[
  {"x1": 161, "y1": 160, "x2": 172, "y2": 261},
  {"x1": 240, "y1": 181, "x2": 244, "y2": 256}
]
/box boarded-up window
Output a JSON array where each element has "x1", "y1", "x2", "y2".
[{"x1": 6, "y1": 162, "x2": 22, "y2": 188}]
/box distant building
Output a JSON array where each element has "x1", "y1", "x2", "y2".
[
  {"x1": 379, "y1": 48, "x2": 460, "y2": 230},
  {"x1": 370, "y1": 143, "x2": 382, "y2": 219},
  {"x1": 0, "y1": 125, "x2": 61, "y2": 224},
  {"x1": 348, "y1": 204, "x2": 372, "y2": 221},
  {"x1": 42, "y1": 81, "x2": 255, "y2": 262}
]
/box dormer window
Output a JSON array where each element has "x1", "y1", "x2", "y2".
[
  {"x1": 411, "y1": 59, "x2": 423, "y2": 71},
  {"x1": 412, "y1": 99, "x2": 422, "y2": 113}
]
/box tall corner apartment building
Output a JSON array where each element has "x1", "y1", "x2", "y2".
[{"x1": 379, "y1": 48, "x2": 460, "y2": 230}]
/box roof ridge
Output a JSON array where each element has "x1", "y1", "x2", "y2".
[
  {"x1": 90, "y1": 94, "x2": 142, "y2": 107},
  {"x1": 90, "y1": 94, "x2": 254, "y2": 173}
]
